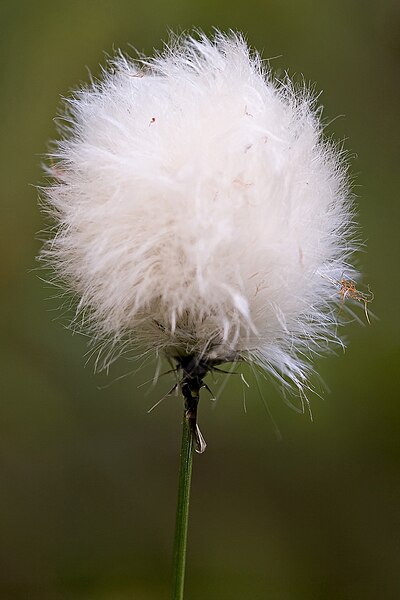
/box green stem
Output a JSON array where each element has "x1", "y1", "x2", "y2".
[{"x1": 172, "y1": 408, "x2": 194, "y2": 600}]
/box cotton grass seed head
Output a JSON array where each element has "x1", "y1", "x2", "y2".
[{"x1": 40, "y1": 31, "x2": 360, "y2": 404}]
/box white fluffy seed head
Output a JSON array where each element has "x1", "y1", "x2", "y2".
[{"x1": 40, "y1": 31, "x2": 359, "y2": 391}]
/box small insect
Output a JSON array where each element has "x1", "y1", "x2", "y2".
[{"x1": 338, "y1": 277, "x2": 374, "y2": 324}]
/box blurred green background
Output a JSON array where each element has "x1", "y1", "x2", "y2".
[{"x1": 1, "y1": 1, "x2": 399, "y2": 599}]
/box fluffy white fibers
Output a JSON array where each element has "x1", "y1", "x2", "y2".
[{"x1": 41, "y1": 31, "x2": 359, "y2": 393}]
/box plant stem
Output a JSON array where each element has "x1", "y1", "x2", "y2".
[{"x1": 172, "y1": 408, "x2": 194, "y2": 600}]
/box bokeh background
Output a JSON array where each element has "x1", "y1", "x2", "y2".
[{"x1": 1, "y1": 1, "x2": 399, "y2": 598}]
